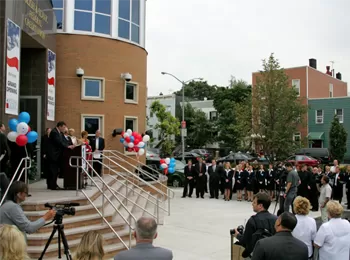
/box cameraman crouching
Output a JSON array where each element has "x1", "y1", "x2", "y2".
[
  {"x1": 233, "y1": 192, "x2": 277, "y2": 259},
  {"x1": 0, "y1": 181, "x2": 55, "y2": 239}
]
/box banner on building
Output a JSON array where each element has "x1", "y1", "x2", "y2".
[
  {"x1": 5, "y1": 19, "x2": 21, "y2": 115},
  {"x1": 47, "y1": 49, "x2": 56, "y2": 121}
]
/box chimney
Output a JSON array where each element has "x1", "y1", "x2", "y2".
[
  {"x1": 309, "y1": 58, "x2": 317, "y2": 69},
  {"x1": 336, "y1": 72, "x2": 342, "y2": 81},
  {"x1": 159, "y1": 92, "x2": 163, "y2": 96},
  {"x1": 326, "y1": 66, "x2": 332, "y2": 76}
]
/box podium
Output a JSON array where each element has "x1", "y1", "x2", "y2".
[{"x1": 62, "y1": 145, "x2": 85, "y2": 190}]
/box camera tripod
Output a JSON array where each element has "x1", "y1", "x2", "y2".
[{"x1": 39, "y1": 214, "x2": 72, "y2": 260}]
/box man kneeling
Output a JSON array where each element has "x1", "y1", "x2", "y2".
[{"x1": 114, "y1": 217, "x2": 173, "y2": 260}]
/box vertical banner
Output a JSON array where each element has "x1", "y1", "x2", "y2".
[
  {"x1": 5, "y1": 19, "x2": 21, "y2": 115},
  {"x1": 81, "y1": 145, "x2": 87, "y2": 171},
  {"x1": 47, "y1": 49, "x2": 56, "y2": 121}
]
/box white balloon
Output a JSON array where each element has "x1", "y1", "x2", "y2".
[
  {"x1": 128, "y1": 142, "x2": 134, "y2": 148},
  {"x1": 137, "y1": 141, "x2": 145, "y2": 148},
  {"x1": 7, "y1": 131, "x2": 18, "y2": 142},
  {"x1": 123, "y1": 133, "x2": 129, "y2": 138},
  {"x1": 161, "y1": 163, "x2": 168, "y2": 169},
  {"x1": 126, "y1": 129, "x2": 132, "y2": 135},
  {"x1": 142, "y1": 135, "x2": 150, "y2": 142},
  {"x1": 16, "y1": 122, "x2": 29, "y2": 135},
  {"x1": 165, "y1": 158, "x2": 171, "y2": 164},
  {"x1": 123, "y1": 141, "x2": 128, "y2": 147},
  {"x1": 138, "y1": 148, "x2": 145, "y2": 156}
]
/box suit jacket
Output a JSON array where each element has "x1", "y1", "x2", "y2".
[
  {"x1": 114, "y1": 242, "x2": 173, "y2": 260},
  {"x1": 195, "y1": 162, "x2": 206, "y2": 178},
  {"x1": 208, "y1": 165, "x2": 220, "y2": 182},
  {"x1": 47, "y1": 127, "x2": 69, "y2": 163},
  {"x1": 62, "y1": 133, "x2": 73, "y2": 146},
  {"x1": 184, "y1": 165, "x2": 195, "y2": 178},
  {"x1": 91, "y1": 137, "x2": 105, "y2": 152},
  {"x1": 251, "y1": 231, "x2": 308, "y2": 260}
]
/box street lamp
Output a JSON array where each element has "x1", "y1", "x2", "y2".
[{"x1": 161, "y1": 71, "x2": 203, "y2": 163}]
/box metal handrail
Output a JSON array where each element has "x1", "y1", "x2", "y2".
[
  {"x1": 104, "y1": 150, "x2": 175, "y2": 199},
  {"x1": 0, "y1": 157, "x2": 31, "y2": 207}
]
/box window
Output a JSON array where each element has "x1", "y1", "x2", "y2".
[
  {"x1": 316, "y1": 110, "x2": 323, "y2": 124},
  {"x1": 81, "y1": 115, "x2": 104, "y2": 137},
  {"x1": 335, "y1": 109, "x2": 344, "y2": 123},
  {"x1": 118, "y1": 0, "x2": 140, "y2": 44},
  {"x1": 74, "y1": 0, "x2": 111, "y2": 35},
  {"x1": 82, "y1": 77, "x2": 105, "y2": 100},
  {"x1": 329, "y1": 83, "x2": 333, "y2": 97},
  {"x1": 125, "y1": 82, "x2": 138, "y2": 103},
  {"x1": 124, "y1": 116, "x2": 138, "y2": 153},
  {"x1": 52, "y1": 0, "x2": 64, "y2": 29},
  {"x1": 293, "y1": 132, "x2": 301, "y2": 142},
  {"x1": 292, "y1": 79, "x2": 300, "y2": 96},
  {"x1": 209, "y1": 111, "x2": 217, "y2": 120}
]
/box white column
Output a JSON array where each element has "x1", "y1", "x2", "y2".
[
  {"x1": 140, "y1": 0, "x2": 146, "y2": 48},
  {"x1": 65, "y1": 0, "x2": 74, "y2": 33},
  {"x1": 111, "y1": 0, "x2": 118, "y2": 38}
]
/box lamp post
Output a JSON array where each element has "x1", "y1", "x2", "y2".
[{"x1": 161, "y1": 72, "x2": 203, "y2": 163}]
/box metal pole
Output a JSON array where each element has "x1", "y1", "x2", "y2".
[
  {"x1": 76, "y1": 166, "x2": 79, "y2": 196},
  {"x1": 125, "y1": 179, "x2": 128, "y2": 206},
  {"x1": 102, "y1": 182, "x2": 105, "y2": 224},
  {"x1": 156, "y1": 197, "x2": 160, "y2": 224},
  {"x1": 167, "y1": 189, "x2": 170, "y2": 216},
  {"x1": 181, "y1": 82, "x2": 185, "y2": 163},
  {"x1": 129, "y1": 226, "x2": 132, "y2": 249}
]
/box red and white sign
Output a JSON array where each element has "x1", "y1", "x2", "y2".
[{"x1": 47, "y1": 49, "x2": 56, "y2": 121}]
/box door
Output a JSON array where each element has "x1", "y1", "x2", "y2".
[
  {"x1": 311, "y1": 140, "x2": 323, "y2": 148},
  {"x1": 19, "y1": 96, "x2": 42, "y2": 181}
]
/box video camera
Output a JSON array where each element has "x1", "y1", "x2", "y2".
[
  {"x1": 230, "y1": 225, "x2": 244, "y2": 236},
  {"x1": 45, "y1": 202, "x2": 79, "y2": 218}
]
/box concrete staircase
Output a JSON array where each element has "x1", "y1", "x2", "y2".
[{"x1": 23, "y1": 175, "x2": 166, "y2": 259}]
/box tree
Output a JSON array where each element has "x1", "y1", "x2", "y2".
[
  {"x1": 329, "y1": 115, "x2": 348, "y2": 162},
  {"x1": 252, "y1": 53, "x2": 307, "y2": 159},
  {"x1": 183, "y1": 103, "x2": 216, "y2": 148},
  {"x1": 173, "y1": 80, "x2": 218, "y2": 100},
  {"x1": 149, "y1": 100, "x2": 180, "y2": 155},
  {"x1": 232, "y1": 94, "x2": 252, "y2": 150}
]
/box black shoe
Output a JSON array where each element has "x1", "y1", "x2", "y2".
[
  {"x1": 56, "y1": 186, "x2": 64, "y2": 190},
  {"x1": 181, "y1": 196, "x2": 186, "y2": 198},
  {"x1": 201, "y1": 196, "x2": 204, "y2": 199},
  {"x1": 196, "y1": 196, "x2": 199, "y2": 198},
  {"x1": 189, "y1": 196, "x2": 192, "y2": 198},
  {"x1": 210, "y1": 197, "x2": 214, "y2": 199},
  {"x1": 216, "y1": 197, "x2": 219, "y2": 199}
]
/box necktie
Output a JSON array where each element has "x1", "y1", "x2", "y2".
[{"x1": 96, "y1": 138, "x2": 99, "y2": 150}]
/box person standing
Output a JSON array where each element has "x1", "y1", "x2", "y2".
[
  {"x1": 47, "y1": 121, "x2": 74, "y2": 190},
  {"x1": 256, "y1": 164, "x2": 266, "y2": 193},
  {"x1": 332, "y1": 166, "x2": 345, "y2": 203},
  {"x1": 182, "y1": 160, "x2": 195, "y2": 198},
  {"x1": 0, "y1": 122, "x2": 10, "y2": 176},
  {"x1": 319, "y1": 175, "x2": 332, "y2": 223},
  {"x1": 208, "y1": 160, "x2": 220, "y2": 199},
  {"x1": 283, "y1": 163, "x2": 300, "y2": 213},
  {"x1": 195, "y1": 157, "x2": 206, "y2": 198},
  {"x1": 91, "y1": 130, "x2": 105, "y2": 177}
]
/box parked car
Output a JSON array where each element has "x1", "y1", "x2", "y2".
[
  {"x1": 189, "y1": 149, "x2": 211, "y2": 161},
  {"x1": 295, "y1": 148, "x2": 331, "y2": 165},
  {"x1": 146, "y1": 150, "x2": 160, "y2": 159},
  {"x1": 174, "y1": 152, "x2": 201, "y2": 164},
  {"x1": 285, "y1": 155, "x2": 320, "y2": 167},
  {"x1": 144, "y1": 158, "x2": 185, "y2": 187}
]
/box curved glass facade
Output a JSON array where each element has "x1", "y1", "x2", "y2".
[{"x1": 52, "y1": 0, "x2": 145, "y2": 47}]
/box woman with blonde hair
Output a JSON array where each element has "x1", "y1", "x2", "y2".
[
  {"x1": 0, "y1": 224, "x2": 31, "y2": 260},
  {"x1": 291, "y1": 196, "x2": 316, "y2": 259},
  {"x1": 223, "y1": 162, "x2": 234, "y2": 201},
  {"x1": 73, "y1": 230, "x2": 104, "y2": 260}
]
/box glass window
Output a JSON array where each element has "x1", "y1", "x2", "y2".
[
  {"x1": 84, "y1": 117, "x2": 101, "y2": 136},
  {"x1": 125, "y1": 83, "x2": 136, "y2": 101},
  {"x1": 84, "y1": 79, "x2": 102, "y2": 98},
  {"x1": 75, "y1": 0, "x2": 93, "y2": 11},
  {"x1": 119, "y1": 19, "x2": 130, "y2": 39},
  {"x1": 95, "y1": 14, "x2": 110, "y2": 34},
  {"x1": 131, "y1": 24, "x2": 139, "y2": 43},
  {"x1": 316, "y1": 110, "x2": 323, "y2": 124},
  {"x1": 131, "y1": 0, "x2": 140, "y2": 25},
  {"x1": 74, "y1": 11, "x2": 92, "y2": 31},
  {"x1": 119, "y1": 0, "x2": 130, "y2": 20},
  {"x1": 52, "y1": 0, "x2": 63, "y2": 8},
  {"x1": 54, "y1": 10, "x2": 63, "y2": 29},
  {"x1": 96, "y1": 0, "x2": 111, "y2": 14},
  {"x1": 336, "y1": 109, "x2": 344, "y2": 123},
  {"x1": 125, "y1": 118, "x2": 136, "y2": 131},
  {"x1": 292, "y1": 79, "x2": 300, "y2": 96}
]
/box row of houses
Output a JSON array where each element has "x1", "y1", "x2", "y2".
[{"x1": 147, "y1": 59, "x2": 350, "y2": 160}]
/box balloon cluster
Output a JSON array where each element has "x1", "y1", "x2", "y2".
[
  {"x1": 119, "y1": 129, "x2": 150, "y2": 156},
  {"x1": 7, "y1": 112, "x2": 38, "y2": 146},
  {"x1": 160, "y1": 157, "x2": 176, "y2": 175}
]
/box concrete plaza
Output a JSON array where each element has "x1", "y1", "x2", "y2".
[{"x1": 154, "y1": 188, "x2": 321, "y2": 260}]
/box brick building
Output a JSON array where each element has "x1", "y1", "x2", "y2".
[{"x1": 252, "y1": 58, "x2": 347, "y2": 151}]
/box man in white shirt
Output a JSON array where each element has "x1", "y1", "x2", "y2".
[
  {"x1": 330, "y1": 159, "x2": 338, "y2": 173},
  {"x1": 91, "y1": 130, "x2": 105, "y2": 176},
  {"x1": 319, "y1": 175, "x2": 332, "y2": 223}
]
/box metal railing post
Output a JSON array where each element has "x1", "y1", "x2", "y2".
[
  {"x1": 76, "y1": 166, "x2": 79, "y2": 196},
  {"x1": 102, "y1": 182, "x2": 105, "y2": 224},
  {"x1": 129, "y1": 226, "x2": 132, "y2": 249},
  {"x1": 167, "y1": 189, "x2": 170, "y2": 216},
  {"x1": 24, "y1": 158, "x2": 28, "y2": 185},
  {"x1": 156, "y1": 197, "x2": 160, "y2": 224},
  {"x1": 125, "y1": 179, "x2": 128, "y2": 206}
]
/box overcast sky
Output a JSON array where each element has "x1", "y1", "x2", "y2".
[{"x1": 146, "y1": 0, "x2": 350, "y2": 96}]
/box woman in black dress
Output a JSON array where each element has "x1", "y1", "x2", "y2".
[
  {"x1": 256, "y1": 164, "x2": 266, "y2": 192},
  {"x1": 246, "y1": 165, "x2": 255, "y2": 202},
  {"x1": 235, "y1": 164, "x2": 245, "y2": 201},
  {"x1": 223, "y1": 162, "x2": 234, "y2": 201},
  {"x1": 266, "y1": 163, "x2": 275, "y2": 199}
]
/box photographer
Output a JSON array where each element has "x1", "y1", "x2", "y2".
[
  {"x1": 233, "y1": 192, "x2": 277, "y2": 258},
  {"x1": 283, "y1": 163, "x2": 300, "y2": 213},
  {"x1": 0, "y1": 181, "x2": 55, "y2": 237}
]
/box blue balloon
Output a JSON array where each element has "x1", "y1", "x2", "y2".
[
  {"x1": 168, "y1": 167, "x2": 175, "y2": 174},
  {"x1": 170, "y1": 162, "x2": 176, "y2": 168},
  {"x1": 170, "y1": 158, "x2": 176, "y2": 163},
  {"x1": 27, "y1": 131, "x2": 38, "y2": 143},
  {"x1": 18, "y1": 112, "x2": 30, "y2": 123},
  {"x1": 120, "y1": 138, "x2": 125, "y2": 143},
  {"x1": 8, "y1": 118, "x2": 18, "y2": 131},
  {"x1": 130, "y1": 136, "x2": 135, "y2": 142}
]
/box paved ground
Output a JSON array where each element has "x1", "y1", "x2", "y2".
[{"x1": 153, "y1": 188, "x2": 321, "y2": 260}]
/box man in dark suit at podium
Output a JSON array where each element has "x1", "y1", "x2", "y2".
[
  {"x1": 91, "y1": 130, "x2": 105, "y2": 176},
  {"x1": 47, "y1": 121, "x2": 74, "y2": 190},
  {"x1": 182, "y1": 160, "x2": 195, "y2": 198}
]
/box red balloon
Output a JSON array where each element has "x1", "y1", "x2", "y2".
[
  {"x1": 136, "y1": 134, "x2": 142, "y2": 140},
  {"x1": 134, "y1": 147, "x2": 140, "y2": 152},
  {"x1": 164, "y1": 168, "x2": 168, "y2": 175},
  {"x1": 27, "y1": 126, "x2": 31, "y2": 133},
  {"x1": 125, "y1": 136, "x2": 131, "y2": 143},
  {"x1": 127, "y1": 148, "x2": 133, "y2": 152},
  {"x1": 16, "y1": 135, "x2": 28, "y2": 146},
  {"x1": 132, "y1": 132, "x2": 138, "y2": 137},
  {"x1": 134, "y1": 139, "x2": 140, "y2": 145},
  {"x1": 160, "y1": 159, "x2": 165, "y2": 164}
]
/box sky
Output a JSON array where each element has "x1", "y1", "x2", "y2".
[{"x1": 146, "y1": 0, "x2": 350, "y2": 96}]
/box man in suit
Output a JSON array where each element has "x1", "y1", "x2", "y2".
[
  {"x1": 252, "y1": 212, "x2": 308, "y2": 260},
  {"x1": 195, "y1": 157, "x2": 206, "y2": 198},
  {"x1": 208, "y1": 159, "x2": 220, "y2": 199},
  {"x1": 332, "y1": 165, "x2": 345, "y2": 203},
  {"x1": 182, "y1": 160, "x2": 195, "y2": 198},
  {"x1": 47, "y1": 121, "x2": 74, "y2": 190},
  {"x1": 114, "y1": 217, "x2": 173, "y2": 260},
  {"x1": 90, "y1": 129, "x2": 105, "y2": 176}
]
